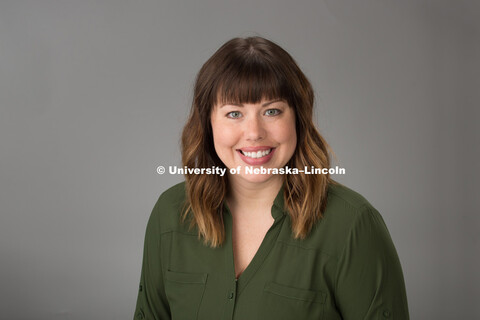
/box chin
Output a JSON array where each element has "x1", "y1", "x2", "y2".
[{"x1": 236, "y1": 172, "x2": 279, "y2": 185}]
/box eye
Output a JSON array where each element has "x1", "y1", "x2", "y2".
[
  {"x1": 227, "y1": 111, "x2": 242, "y2": 119},
  {"x1": 265, "y1": 109, "x2": 281, "y2": 116}
]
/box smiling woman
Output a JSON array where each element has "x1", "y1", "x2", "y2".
[{"x1": 133, "y1": 36, "x2": 410, "y2": 320}]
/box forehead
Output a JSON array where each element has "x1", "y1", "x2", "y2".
[
  {"x1": 213, "y1": 86, "x2": 289, "y2": 111},
  {"x1": 215, "y1": 88, "x2": 283, "y2": 103},
  {"x1": 216, "y1": 98, "x2": 286, "y2": 108},
  {"x1": 211, "y1": 68, "x2": 289, "y2": 108}
]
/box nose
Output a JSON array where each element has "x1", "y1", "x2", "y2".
[{"x1": 244, "y1": 114, "x2": 266, "y2": 142}]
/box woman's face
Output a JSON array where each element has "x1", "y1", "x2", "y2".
[{"x1": 210, "y1": 98, "x2": 297, "y2": 185}]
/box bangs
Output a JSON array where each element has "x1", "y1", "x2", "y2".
[{"x1": 213, "y1": 56, "x2": 291, "y2": 106}]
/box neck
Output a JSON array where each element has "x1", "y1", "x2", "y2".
[{"x1": 226, "y1": 174, "x2": 283, "y2": 212}]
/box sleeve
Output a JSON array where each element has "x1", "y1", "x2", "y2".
[
  {"x1": 133, "y1": 199, "x2": 171, "y2": 320},
  {"x1": 334, "y1": 205, "x2": 409, "y2": 320}
]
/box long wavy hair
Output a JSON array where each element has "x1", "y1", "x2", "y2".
[{"x1": 181, "y1": 36, "x2": 334, "y2": 247}]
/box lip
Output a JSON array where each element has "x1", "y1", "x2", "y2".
[{"x1": 236, "y1": 147, "x2": 276, "y2": 166}]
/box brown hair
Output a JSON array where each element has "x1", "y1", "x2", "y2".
[{"x1": 181, "y1": 36, "x2": 334, "y2": 247}]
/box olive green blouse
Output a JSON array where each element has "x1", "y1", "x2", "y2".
[{"x1": 133, "y1": 181, "x2": 409, "y2": 320}]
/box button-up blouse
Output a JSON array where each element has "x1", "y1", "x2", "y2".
[{"x1": 133, "y1": 181, "x2": 409, "y2": 319}]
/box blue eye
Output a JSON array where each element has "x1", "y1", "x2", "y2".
[
  {"x1": 227, "y1": 111, "x2": 242, "y2": 119},
  {"x1": 265, "y1": 109, "x2": 281, "y2": 116}
]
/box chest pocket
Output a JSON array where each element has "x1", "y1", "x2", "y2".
[
  {"x1": 164, "y1": 270, "x2": 208, "y2": 320},
  {"x1": 257, "y1": 281, "x2": 326, "y2": 320}
]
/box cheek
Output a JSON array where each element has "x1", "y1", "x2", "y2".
[
  {"x1": 285, "y1": 130, "x2": 297, "y2": 155},
  {"x1": 211, "y1": 120, "x2": 239, "y2": 149},
  {"x1": 276, "y1": 119, "x2": 297, "y2": 149}
]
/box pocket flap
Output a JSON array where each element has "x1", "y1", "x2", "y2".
[
  {"x1": 165, "y1": 270, "x2": 208, "y2": 284},
  {"x1": 264, "y1": 281, "x2": 326, "y2": 304}
]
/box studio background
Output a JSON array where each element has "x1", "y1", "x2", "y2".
[{"x1": 1, "y1": 1, "x2": 478, "y2": 319}]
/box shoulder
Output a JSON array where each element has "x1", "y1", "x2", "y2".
[
  {"x1": 298, "y1": 181, "x2": 388, "y2": 256},
  {"x1": 323, "y1": 180, "x2": 381, "y2": 225},
  {"x1": 147, "y1": 181, "x2": 190, "y2": 235},
  {"x1": 155, "y1": 181, "x2": 187, "y2": 212},
  {"x1": 327, "y1": 181, "x2": 371, "y2": 208}
]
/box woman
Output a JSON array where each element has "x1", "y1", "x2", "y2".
[{"x1": 133, "y1": 36, "x2": 409, "y2": 320}]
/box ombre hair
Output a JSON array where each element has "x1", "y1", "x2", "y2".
[{"x1": 181, "y1": 36, "x2": 334, "y2": 247}]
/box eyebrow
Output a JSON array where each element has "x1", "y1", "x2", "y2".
[{"x1": 219, "y1": 99, "x2": 283, "y2": 108}]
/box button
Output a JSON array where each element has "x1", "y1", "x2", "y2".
[
  {"x1": 139, "y1": 284, "x2": 143, "y2": 292},
  {"x1": 383, "y1": 310, "x2": 391, "y2": 318},
  {"x1": 228, "y1": 292, "x2": 234, "y2": 299}
]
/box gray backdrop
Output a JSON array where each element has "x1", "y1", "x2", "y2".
[{"x1": 1, "y1": 1, "x2": 479, "y2": 319}]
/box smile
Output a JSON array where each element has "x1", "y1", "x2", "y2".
[
  {"x1": 239, "y1": 148, "x2": 272, "y2": 159},
  {"x1": 236, "y1": 147, "x2": 276, "y2": 166}
]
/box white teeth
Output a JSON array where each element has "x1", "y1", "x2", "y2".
[{"x1": 241, "y1": 149, "x2": 272, "y2": 159}]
